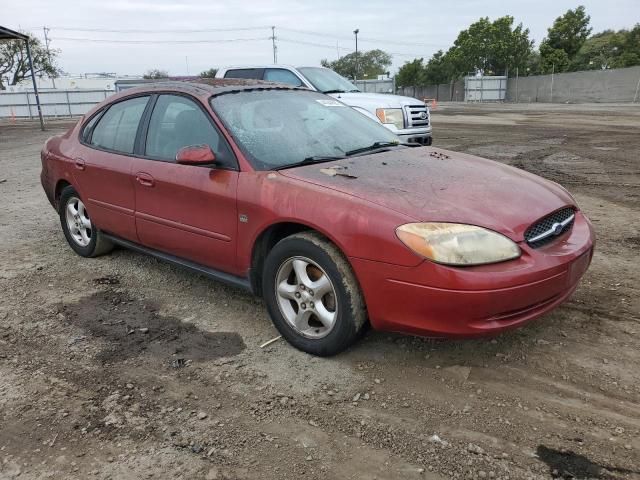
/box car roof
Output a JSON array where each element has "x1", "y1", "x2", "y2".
[
  {"x1": 219, "y1": 65, "x2": 296, "y2": 70},
  {"x1": 219, "y1": 65, "x2": 325, "y2": 71},
  {"x1": 115, "y1": 78, "x2": 307, "y2": 98}
]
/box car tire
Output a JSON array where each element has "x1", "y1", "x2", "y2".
[
  {"x1": 262, "y1": 231, "x2": 367, "y2": 356},
  {"x1": 59, "y1": 185, "x2": 113, "y2": 258}
]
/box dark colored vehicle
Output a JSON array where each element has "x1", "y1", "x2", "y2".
[{"x1": 41, "y1": 80, "x2": 595, "y2": 356}]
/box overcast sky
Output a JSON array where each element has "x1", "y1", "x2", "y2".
[{"x1": 5, "y1": 0, "x2": 639, "y2": 76}]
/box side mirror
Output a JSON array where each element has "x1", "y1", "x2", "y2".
[{"x1": 175, "y1": 144, "x2": 216, "y2": 166}]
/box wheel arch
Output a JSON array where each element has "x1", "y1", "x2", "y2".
[
  {"x1": 249, "y1": 221, "x2": 353, "y2": 296},
  {"x1": 54, "y1": 179, "x2": 73, "y2": 210}
]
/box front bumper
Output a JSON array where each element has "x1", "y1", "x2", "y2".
[
  {"x1": 350, "y1": 211, "x2": 595, "y2": 337},
  {"x1": 41, "y1": 168, "x2": 56, "y2": 210},
  {"x1": 396, "y1": 126, "x2": 432, "y2": 145}
]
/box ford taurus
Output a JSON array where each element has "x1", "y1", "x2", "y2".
[{"x1": 40, "y1": 79, "x2": 595, "y2": 356}]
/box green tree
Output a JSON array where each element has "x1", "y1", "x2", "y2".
[
  {"x1": 199, "y1": 68, "x2": 218, "y2": 78},
  {"x1": 0, "y1": 32, "x2": 59, "y2": 90},
  {"x1": 395, "y1": 58, "x2": 425, "y2": 87},
  {"x1": 446, "y1": 16, "x2": 533, "y2": 77},
  {"x1": 524, "y1": 51, "x2": 542, "y2": 76},
  {"x1": 423, "y1": 50, "x2": 456, "y2": 84},
  {"x1": 539, "y1": 6, "x2": 591, "y2": 72},
  {"x1": 570, "y1": 30, "x2": 624, "y2": 70},
  {"x1": 571, "y1": 25, "x2": 640, "y2": 70},
  {"x1": 321, "y1": 49, "x2": 392, "y2": 79},
  {"x1": 143, "y1": 69, "x2": 169, "y2": 79},
  {"x1": 545, "y1": 6, "x2": 592, "y2": 58},
  {"x1": 539, "y1": 42, "x2": 570, "y2": 73}
]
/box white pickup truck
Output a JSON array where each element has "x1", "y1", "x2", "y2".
[{"x1": 216, "y1": 65, "x2": 432, "y2": 145}]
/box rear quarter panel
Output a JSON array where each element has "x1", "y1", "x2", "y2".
[{"x1": 41, "y1": 121, "x2": 83, "y2": 210}]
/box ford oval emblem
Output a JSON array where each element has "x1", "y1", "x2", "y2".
[
  {"x1": 552, "y1": 222, "x2": 563, "y2": 235},
  {"x1": 419, "y1": 111, "x2": 428, "y2": 120}
]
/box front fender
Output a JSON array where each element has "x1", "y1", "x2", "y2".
[{"x1": 235, "y1": 171, "x2": 423, "y2": 275}]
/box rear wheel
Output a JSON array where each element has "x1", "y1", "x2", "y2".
[
  {"x1": 59, "y1": 186, "x2": 113, "y2": 257},
  {"x1": 263, "y1": 232, "x2": 367, "y2": 356}
]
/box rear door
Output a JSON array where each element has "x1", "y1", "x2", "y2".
[
  {"x1": 75, "y1": 95, "x2": 150, "y2": 242},
  {"x1": 130, "y1": 93, "x2": 240, "y2": 273}
]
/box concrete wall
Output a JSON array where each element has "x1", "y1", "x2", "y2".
[
  {"x1": 354, "y1": 78, "x2": 395, "y2": 93},
  {"x1": 507, "y1": 66, "x2": 640, "y2": 103},
  {"x1": 397, "y1": 81, "x2": 465, "y2": 102},
  {"x1": 395, "y1": 66, "x2": 640, "y2": 103}
]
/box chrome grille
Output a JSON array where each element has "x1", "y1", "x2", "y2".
[
  {"x1": 404, "y1": 104, "x2": 429, "y2": 128},
  {"x1": 524, "y1": 207, "x2": 575, "y2": 248}
]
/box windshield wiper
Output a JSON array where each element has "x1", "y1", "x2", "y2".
[
  {"x1": 273, "y1": 155, "x2": 346, "y2": 171},
  {"x1": 345, "y1": 141, "x2": 418, "y2": 157},
  {"x1": 322, "y1": 89, "x2": 346, "y2": 94}
]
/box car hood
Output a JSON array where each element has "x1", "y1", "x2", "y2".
[
  {"x1": 327, "y1": 91, "x2": 423, "y2": 108},
  {"x1": 278, "y1": 147, "x2": 575, "y2": 242}
]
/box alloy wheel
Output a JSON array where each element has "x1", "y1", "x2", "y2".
[
  {"x1": 65, "y1": 196, "x2": 92, "y2": 247},
  {"x1": 275, "y1": 256, "x2": 338, "y2": 339}
]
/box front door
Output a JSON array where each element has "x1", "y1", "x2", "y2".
[{"x1": 131, "y1": 94, "x2": 239, "y2": 274}]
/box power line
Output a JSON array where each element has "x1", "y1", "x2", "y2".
[
  {"x1": 49, "y1": 34, "x2": 432, "y2": 59},
  {"x1": 278, "y1": 27, "x2": 448, "y2": 48},
  {"x1": 278, "y1": 38, "x2": 431, "y2": 58},
  {"x1": 43, "y1": 26, "x2": 271, "y2": 34},
  {"x1": 51, "y1": 36, "x2": 270, "y2": 44},
  {"x1": 278, "y1": 37, "x2": 351, "y2": 51},
  {"x1": 40, "y1": 24, "x2": 447, "y2": 48}
]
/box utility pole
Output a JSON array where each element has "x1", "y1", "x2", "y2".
[
  {"x1": 271, "y1": 26, "x2": 277, "y2": 64},
  {"x1": 185, "y1": 56, "x2": 190, "y2": 75},
  {"x1": 26, "y1": 39, "x2": 45, "y2": 131},
  {"x1": 550, "y1": 63, "x2": 555, "y2": 103},
  {"x1": 43, "y1": 26, "x2": 56, "y2": 88},
  {"x1": 353, "y1": 28, "x2": 359, "y2": 80},
  {"x1": 633, "y1": 71, "x2": 640, "y2": 103}
]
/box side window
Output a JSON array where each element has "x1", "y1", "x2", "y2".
[
  {"x1": 145, "y1": 94, "x2": 235, "y2": 168},
  {"x1": 90, "y1": 96, "x2": 149, "y2": 154},
  {"x1": 223, "y1": 68, "x2": 263, "y2": 80},
  {"x1": 264, "y1": 69, "x2": 303, "y2": 87},
  {"x1": 81, "y1": 111, "x2": 103, "y2": 143}
]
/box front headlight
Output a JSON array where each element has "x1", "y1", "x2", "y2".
[
  {"x1": 376, "y1": 108, "x2": 404, "y2": 129},
  {"x1": 396, "y1": 223, "x2": 521, "y2": 266}
]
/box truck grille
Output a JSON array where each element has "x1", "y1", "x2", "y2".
[
  {"x1": 524, "y1": 207, "x2": 576, "y2": 248},
  {"x1": 404, "y1": 105, "x2": 429, "y2": 128}
]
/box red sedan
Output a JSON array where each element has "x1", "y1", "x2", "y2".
[{"x1": 41, "y1": 80, "x2": 594, "y2": 356}]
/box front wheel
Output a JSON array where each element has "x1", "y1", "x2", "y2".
[{"x1": 262, "y1": 232, "x2": 367, "y2": 356}]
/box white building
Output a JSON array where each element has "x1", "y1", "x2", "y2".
[{"x1": 6, "y1": 73, "x2": 142, "y2": 92}]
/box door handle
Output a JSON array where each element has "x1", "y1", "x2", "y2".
[
  {"x1": 74, "y1": 158, "x2": 86, "y2": 170},
  {"x1": 135, "y1": 172, "x2": 155, "y2": 187}
]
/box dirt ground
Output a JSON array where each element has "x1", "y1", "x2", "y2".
[{"x1": 1, "y1": 103, "x2": 639, "y2": 480}]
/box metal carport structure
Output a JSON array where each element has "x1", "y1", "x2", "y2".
[{"x1": 0, "y1": 26, "x2": 45, "y2": 130}]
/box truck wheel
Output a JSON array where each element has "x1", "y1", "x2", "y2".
[
  {"x1": 262, "y1": 232, "x2": 367, "y2": 356},
  {"x1": 59, "y1": 186, "x2": 113, "y2": 258}
]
